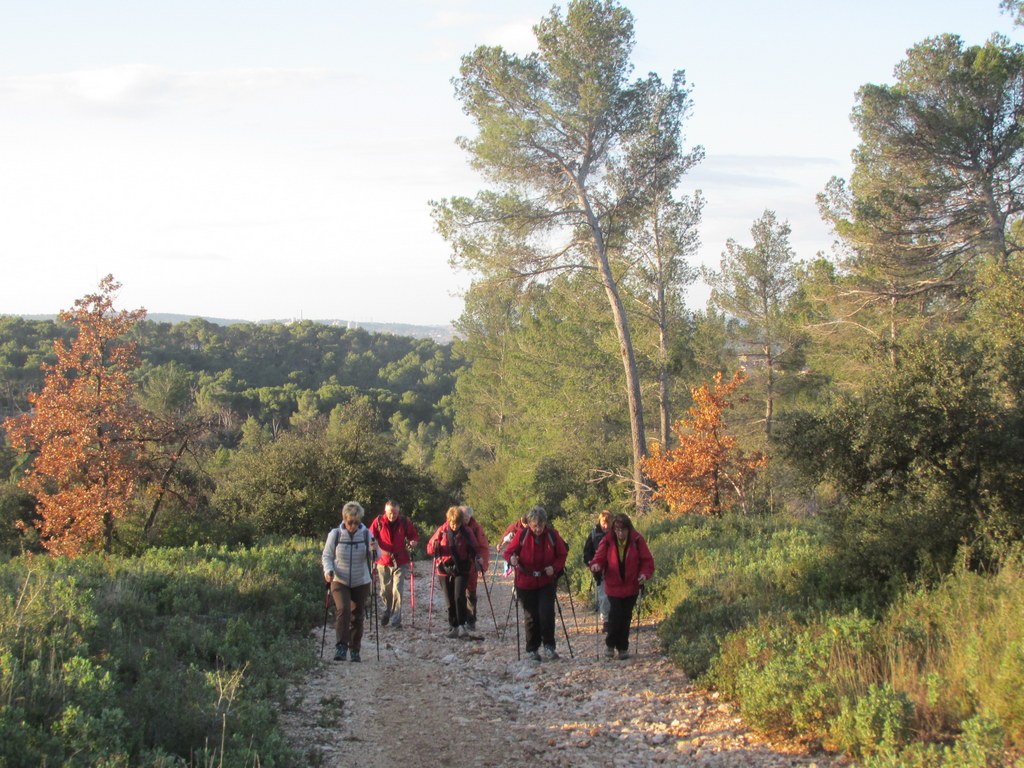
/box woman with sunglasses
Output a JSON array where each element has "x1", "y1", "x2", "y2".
[{"x1": 588, "y1": 512, "x2": 654, "y2": 660}]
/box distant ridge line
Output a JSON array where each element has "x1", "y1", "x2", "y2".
[{"x1": 5, "y1": 313, "x2": 456, "y2": 343}]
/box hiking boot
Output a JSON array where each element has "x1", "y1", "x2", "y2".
[
  {"x1": 616, "y1": 649, "x2": 630, "y2": 660},
  {"x1": 446, "y1": 626, "x2": 459, "y2": 639},
  {"x1": 605, "y1": 646, "x2": 615, "y2": 660},
  {"x1": 381, "y1": 611, "x2": 391, "y2": 627},
  {"x1": 333, "y1": 644, "x2": 347, "y2": 662},
  {"x1": 527, "y1": 649, "x2": 542, "y2": 662},
  {"x1": 390, "y1": 620, "x2": 402, "y2": 630},
  {"x1": 466, "y1": 620, "x2": 476, "y2": 632},
  {"x1": 349, "y1": 650, "x2": 361, "y2": 662},
  {"x1": 543, "y1": 645, "x2": 559, "y2": 660}
]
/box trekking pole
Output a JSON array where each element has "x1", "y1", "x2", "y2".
[
  {"x1": 561, "y1": 570, "x2": 580, "y2": 632},
  {"x1": 501, "y1": 587, "x2": 516, "y2": 640},
  {"x1": 408, "y1": 559, "x2": 416, "y2": 628},
  {"x1": 372, "y1": 572, "x2": 380, "y2": 661},
  {"x1": 427, "y1": 562, "x2": 436, "y2": 632},
  {"x1": 634, "y1": 583, "x2": 645, "y2": 657},
  {"x1": 320, "y1": 583, "x2": 331, "y2": 659},
  {"x1": 553, "y1": 582, "x2": 575, "y2": 659},
  {"x1": 476, "y1": 558, "x2": 500, "y2": 636},
  {"x1": 514, "y1": 588, "x2": 521, "y2": 661}
]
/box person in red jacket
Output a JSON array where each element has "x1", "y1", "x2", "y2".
[
  {"x1": 504, "y1": 506, "x2": 568, "y2": 661},
  {"x1": 369, "y1": 499, "x2": 419, "y2": 629},
  {"x1": 460, "y1": 505, "x2": 489, "y2": 632},
  {"x1": 589, "y1": 512, "x2": 654, "y2": 660},
  {"x1": 499, "y1": 515, "x2": 527, "y2": 576},
  {"x1": 427, "y1": 506, "x2": 481, "y2": 638}
]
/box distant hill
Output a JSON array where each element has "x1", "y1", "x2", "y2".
[{"x1": 8, "y1": 313, "x2": 456, "y2": 343}]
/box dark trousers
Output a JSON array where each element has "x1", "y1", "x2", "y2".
[
  {"x1": 606, "y1": 593, "x2": 638, "y2": 653},
  {"x1": 518, "y1": 583, "x2": 556, "y2": 652},
  {"x1": 466, "y1": 565, "x2": 480, "y2": 624},
  {"x1": 331, "y1": 582, "x2": 370, "y2": 651},
  {"x1": 441, "y1": 573, "x2": 469, "y2": 627}
]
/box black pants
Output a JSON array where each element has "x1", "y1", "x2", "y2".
[
  {"x1": 441, "y1": 573, "x2": 469, "y2": 627},
  {"x1": 518, "y1": 583, "x2": 556, "y2": 652},
  {"x1": 606, "y1": 593, "x2": 638, "y2": 653}
]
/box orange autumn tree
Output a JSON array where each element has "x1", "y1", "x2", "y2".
[
  {"x1": 4, "y1": 275, "x2": 152, "y2": 555},
  {"x1": 641, "y1": 370, "x2": 766, "y2": 515}
]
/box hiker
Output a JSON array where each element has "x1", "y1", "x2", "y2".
[
  {"x1": 460, "y1": 505, "x2": 489, "y2": 631},
  {"x1": 369, "y1": 499, "x2": 419, "y2": 629},
  {"x1": 499, "y1": 515, "x2": 527, "y2": 576},
  {"x1": 582, "y1": 509, "x2": 612, "y2": 632},
  {"x1": 322, "y1": 501, "x2": 375, "y2": 662},
  {"x1": 588, "y1": 512, "x2": 654, "y2": 660},
  {"x1": 504, "y1": 506, "x2": 567, "y2": 661},
  {"x1": 427, "y1": 506, "x2": 480, "y2": 638}
]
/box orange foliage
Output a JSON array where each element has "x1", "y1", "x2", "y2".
[
  {"x1": 640, "y1": 370, "x2": 765, "y2": 516},
  {"x1": 3, "y1": 276, "x2": 151, "y2": 555}
]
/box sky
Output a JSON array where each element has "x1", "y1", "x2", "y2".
[{"x1": 0, "y1": 1, "x2": 1017, "y2": 327}]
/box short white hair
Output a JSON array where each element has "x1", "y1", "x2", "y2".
[{"x1": 342, "y1": 501, "x2": 364, "y2": 521}]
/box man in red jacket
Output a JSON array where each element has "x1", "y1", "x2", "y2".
[
  {"x1": 369, "y1": 499, "x2": 419, "y2": 629},
  {"x1": 504, "y1": 506, "x2": 568, "y2": 661}
]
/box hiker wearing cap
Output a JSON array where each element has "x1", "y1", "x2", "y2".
[
  {"x1": 369, "y1": 499, "x2": 419, "y2": 629},
  {"x1": 589, "y1": 512, "x2": 654, "y2": 660},
  {"x1": 503, "y1": 506, "x2": 568, "y2": 661}
]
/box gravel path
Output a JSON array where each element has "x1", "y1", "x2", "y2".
[{"x1": 280, "y1": 559, "x2": 846, "y2": 768}]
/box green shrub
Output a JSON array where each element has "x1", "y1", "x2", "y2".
[
  {"x1": 649, "y1": 513, "x2": 848, "y2": 677},
  {"x1": 709, "y1": 611, "x2": 876, "y2": 737},
  {"x1": 0, "y1": 539, "x2": 322, "y2": 766},
  {"x1": 832, "y1": 683, "x2": 915, "y2": 757},
  {"x1": 860, "y1": 714, "x2": 1012, "y2": 768}
]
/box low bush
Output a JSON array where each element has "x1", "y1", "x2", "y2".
[
  {"x1": 647, "y1": 512, "x2": 849, "y2": 677},
  {"x1": 0, "y1": 539, "x2": 322, "y2": 767}
]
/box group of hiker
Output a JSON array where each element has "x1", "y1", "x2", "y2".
[{"x1": 321, "y1": 499, "x2": 654, "y2": 663}]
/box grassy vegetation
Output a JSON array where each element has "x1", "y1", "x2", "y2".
[
  {"x1": 0, "y1": 539, "x2": 322, "y2": 767},
  {"x1": 639, "y1": 513, "x2": 1024, "y2": 767}
]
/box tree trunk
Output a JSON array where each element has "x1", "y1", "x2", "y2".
[
  {"x1": 596, "y1": 246, "x2": 648, "y2": 510},
  {"x1": 582, "y1": 195, "x2": 648, "y2": 510}
]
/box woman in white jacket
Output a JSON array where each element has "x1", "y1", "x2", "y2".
[{"x1": 322, "y1": 501, "x2": 375, "y2": 662}]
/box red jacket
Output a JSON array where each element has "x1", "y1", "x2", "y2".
[
  {"x1": 369, "y1": 514, "x2": 419, "y2": 567},
  {"x1": 590, "y1": 530, "x2": 654, "y2": 598},
  {"x1": 500, "y1": 519, "x2": 525, "y2": 546},
  {"x1": 426, "y1": 523, "x2": 480, "y2": 576},
  {"x1": 503, "y1": 525, "x2": 567, "y2": 590},
  {"x1": 464, "y1": 517, "x2": 490, "y2": 570}
]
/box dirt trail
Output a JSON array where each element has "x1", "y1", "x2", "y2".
[{"x1": 280, "y1": 559, "x2": 844, "y2": 768}]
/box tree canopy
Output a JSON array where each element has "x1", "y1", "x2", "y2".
[{"x1": 433, "y1": 0, "x2": 702, "y2": 508}]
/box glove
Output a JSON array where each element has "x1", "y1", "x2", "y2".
[
  {"x1": 325, "y1": 571, "x2": 334, "y2": 583},
  {"x1": 638, "y1": 573, "x2": 647, "y2": 584}
]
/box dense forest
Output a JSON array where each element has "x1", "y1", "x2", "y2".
[{"x1": 2, "y1": 0, "x2": 1024, "y2": 766}]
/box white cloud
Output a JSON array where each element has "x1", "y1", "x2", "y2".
[{"x1": 0, "y1": 65, "x2": 346, "y2": 113}]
